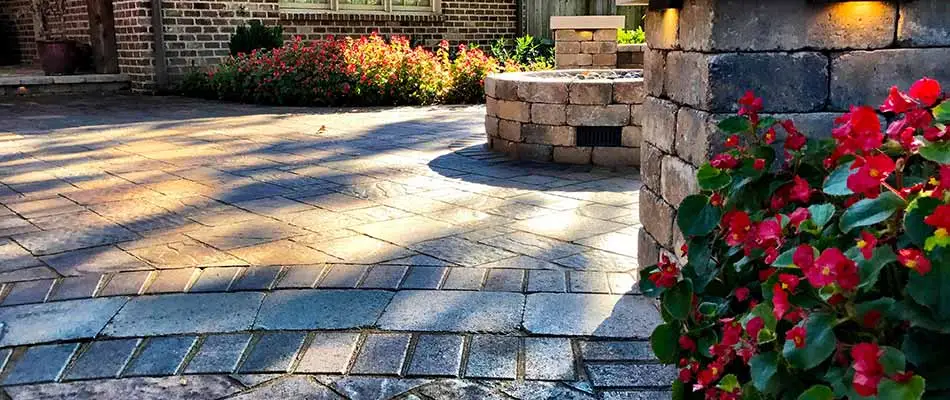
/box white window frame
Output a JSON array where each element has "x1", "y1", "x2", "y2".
[{"x1": 281, "y1": 0, "x2": 441, "y2": 15}]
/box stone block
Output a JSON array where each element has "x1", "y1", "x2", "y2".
[
  {"x1": 593, "y1": 28, "x2": 618, "y2": 42},
  {"x1": 581, "y1": 41, "x2": 618, "y2": 54},
  {"x1": 184, "y1": 333, "x2": 252, "y2": 374},
  {"x1": 3, "y1": 344, "x2": 79, "y2": 385},
  {"x1": 442, "y1": 268, "x2": 486, "y2": 290},
  {"x1": 588, "y1": 364, "x2": 677, "y2": 387},
  {"x1": 556, "y1": 29, "x2": 594, "y2": 41},
  {"x1": 519, "y1": 80, "x2": 569, "y2": 104},
  {"x1": 527, "y1": 269, "x2": 567, "y2": 292},
  {"x1": 831, "y1": 48, "x2": 950, "y2": 111},
  {"x1": 296, "y1": 332, "x2": 360, "y2": 374},
  {"x1": 555, "y1": 41, "x2": 581, "y2": 54},
  {"x1": 569, "y1": 271, "x2": 610, "y2": 293},
  {"x1": 360, "y1": 265, "x2": 408, "y2": 289},
  {"x1": 377, "y1": 290, "x2": 524, "y2": 333},
  {"x1": 485, "y1": 96, "x2": 498, "y2": 117},
  {"x1": 496, "y1": 100, "x2": 531, "y2": 122},
  {"x1": 637, "y1": 229, "x2": 661, "y2": 270},
  {"x1": 483, "y1": 268, "x2": 525, "y2": 292},
  {"x1": 254, "y1": 290, "x2": 392, "y2": 330},
  {"x1": 400, "y1": 266, "x2": 447, "y2": 289},
  {"x1": 485, "y1": 116, "x2": 499, "y2": 137},
  {"x1": 592, "y1": 147, "x2": 639, "y2": 167},
  {"x1": 407, "y1": 334, "x2": 464, "y2": 377},
  {"x1": 675, "y1": 107, "x2": 719, "y2": 167},
  {"x1": 580, "y1": 341, "x2": 656, "y2": 361},
  {"x1": 239, "y1": 332, "x2": 306, "y2": 373},
  {"x1": 661, "y1": 156, "x2": 698, "y2": 206},
  {"x1": 645, "y1": 9, "x2": 679, "y2": 50},
  {"x1": 613, "y1": 80, "x2": 645, "y2": 104},
  {"x1": 639, "y1": 188, "x2": 674, "y2": 248},
  {"x1": 899, "y1": 0, "x2": 950, "y2": 46},
  {"x1": 640, "y1": 97, "x2": 678, "y2": 152},
  {"x1": 592, "y1": 53, "x2": 618, "y2": 67},
  {"x1": 494, "y1": 78, "x2": 521, "y2": 101},
  {"x1": 490, "y1": 137, "x2": 516, "y2": 156},
  {"x1": 567, "y1": 105, "x2": 630, "y2": 126},
  {"x1": 484, "y1": 76, "x2": 496, "y2": 98},
  {"x1": 498, "y1": 119, "x2": 522, "y2": 142},
  {"x1": 517, "y1": 143, "x2": 554, "y2": 162},
  {"x1": 522, "y1": 124, "x2": 574, "y2": 146},
  {"x1": 640, "y1": 144, "x2": 664, "y2": 191},
  {"x1": 125, "y1": 336, "x2": 196, "y2": 376},
  {"x1": 103, "y1": 292, "x2": 263, "y2": 337},
  {"x1": 465, "y1": 335, "x2": 519, "y2": 379},
  {"x1": 553, "y1": 146, "x2": 593, "y2": 164},
  {"x1": 64, "y1": 339, "x2": 139, "y2": 380},
  {"x1": 679, "y1": 0, "x2": 896, "y2": 51},
  {"x1": 523, "y1": 293, "x2": 662, "y2": 338},
  {"x1": 663, "y1": 51, "x2": 709, "y2": 108},
  {"x1": 0, "y1": 297, "x2": 128, "y2": 347},
  {"x1": 524, "y1": 338, "x2": 575, "y2": 380},
  {"x1": 531, "y1": 103, "x2": 567, "y2": 125},
  {"x1": 643, "y1": 49, "x2": 666, "y2": 97},
  {"x1": 570, "y1": 81, "x2": 613, "y2": 105},
  {"x1": 622, "y1": 126, "x2": 642, "y2": 147},
  {"x1": 350, "y1": 333, "x2": 411, "y2": 375}
]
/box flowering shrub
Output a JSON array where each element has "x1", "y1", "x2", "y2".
[
  {"x1": 180, "y1": 34, "x2": 520, "y2": 106},
  {"x1": 640, "y1": 78, "x2": 950, "y2": 400}
]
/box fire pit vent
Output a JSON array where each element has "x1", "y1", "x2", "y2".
[{"x1": 576, "y1": 126, "x2": 623, "y2": 147}]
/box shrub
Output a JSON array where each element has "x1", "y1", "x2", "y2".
[
  {"x1": 181, "y1": 34, "x2": 524, "y2": 106},
  {"x1": 229, "y1": 20, "x2": 284, "y2": 56},
  {"x1": 489, "y1": 34, "x2": 554, "y2": 67},
  {"x1": 640, "y1": 77, "x2": 950, "y2": 400},
  {"x1": 618, "y1": 27, "x2": 645, "y2": 45}
]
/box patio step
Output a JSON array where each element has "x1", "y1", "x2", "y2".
[{"x1": 0, "y1": 73, "x2": 130, "y2": 96}]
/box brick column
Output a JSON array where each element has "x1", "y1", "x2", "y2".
[
  {"x1": 637, "y1": 0, "x2": 950, "y2": 268},
  {"x1": 551, "y1": 16, "x2": 624, "y2": 69}
]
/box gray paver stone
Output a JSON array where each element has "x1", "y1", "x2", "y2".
[
  {"x1": 442, "y1": 268, "x2": 485, "y2": 290},
  {"x1": 184, "y1": 333, "x2": 252, "y2": 374},
  {"x1": 296, "y1": 332, "x2": 360, "y2": 374},
  {"x1": 225, "y1": 376, "x2": 339, "y2": 400},
  {"x1": 580, "y1": 341, "x2": 656, "y2": 361},
  {"x1": 350, "y1": 333, "x2": 411, "y2": 375},
  {"x1": 483, "y1": 269, "x2": 524, "y2": 292},
  {"x1": 527, "y1": 270, "x2": 567, "y2": 292},
  {"x1": 63, "y1": 339, "x2": 139, "y2": 380},
  {"x1": 569, "y1": 271, "x2": 610, "y2": 293},
  {"x1": 124, "y1": 336, "x2": 197, "y2": 376},
  {"x1": 102, "y1": 292, "x2": 264, "y2": 337},
  {"x1": 144, "y1": 269, "x2": 197, "y2": 294},
  {"x1": 99, "y1": 271, "x2": 150, "y2": 296},
  {"x1": 254, "y1": 289, "x2": 393, "y2": 330},
  {"x1": 407, "y1": 334, "x2": 464, "y2": 377},
  {"x1": 275, "y1": 265, "x2": 325, "y2": 289},
  {"x1": 415, "y1": 379, "x2": 510, "y2": 399},
  {"x1": 586, "y1": 364, "x2": 677, "y2": 387},
  {"x1": 317, "y1": 265, "x2": 368, "y2": 288},
  {"x1": 378, "y1": 290, "x2": 524, "y2": 333},
  {"x1": 490, "y1": 381, "x2": 598, "y2": 400},
  {"x1": 231, "y1": 266, "x2": 282, "y2": 291},
  {"x1": 190, "y1": 267, "x2": 241, "y2": 292},
  {"x1": 2, "y1": 280, "x2": 53, "y2": 306},
  {"x1": 465, "y1": 335, "x2": 519, "y2": 379},
  {"x1": 49, "y1": 275, "x2": 102, "y2": 301},
  {"x1": 399, "y1": 266, "x2": 446, "y2": 289},
  {"x1": 0, "y1": 297, "x2": 128, "y2": 346},
  {"x1": 4, "y1": 376, "x2": 242, "y2": 400},
  {"x1": 524, "y1": 338, "x2": 575, "y2": 381},
  {"x1": 324, "y1": 376, "x2": 431, "y2": 400},
  {"x1": 3, "y1": 343, "x2": 79, "y2": 385},
  {"x1": 409, "y1": 237, "x2": 517, "y2": 267},
  {"x1": 523, "y1": 294, "x2": 661, "y2": 338},
  {"x1": 240, "y1": 332, "x2": 307, "y2": 373},
  {"x1": 359, "y1": 265, "x2": 407, "y2": 289}
]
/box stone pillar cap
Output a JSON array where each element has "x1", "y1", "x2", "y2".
[{"x1": 550, "y1": 16, "x2": 625, "y2": 30}]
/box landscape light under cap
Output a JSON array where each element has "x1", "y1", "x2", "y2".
[
  {"x1": 647, "y1": 0, "x2": 682, "y2": 10},
  {"x1": 806, "y1": 0, "x2": 912, "y2": 3}
]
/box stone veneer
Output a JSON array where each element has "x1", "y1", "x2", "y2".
[
  {"x1": 637, "y1": 0, "x2": 950, "y2": 269},
  {"x1": 551, "y1": 16, "x2": 625, "y2": 70},
  {"x1": 485, "y1": 70, "x2": 645, "y2": 167}
]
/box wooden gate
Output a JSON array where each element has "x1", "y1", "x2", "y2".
[{"x1": 522, "y1": 0, "x2": 645, "y2": 40}]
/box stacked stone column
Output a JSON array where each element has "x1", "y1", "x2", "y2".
[
  {"x1": 637, "y1": 0, "x2": 950, "y2": 268},
  {"x1": 551, "y1": 16, "x2": 624, "y2": 69}
]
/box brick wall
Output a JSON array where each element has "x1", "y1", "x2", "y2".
[
  {"x1": 637, "y1": 0, "x2": 950, "y2": 268},
  {"x1": 0, "y1": 0, "x2": 91, "y2": 65},
  {"x1": 114, "y1": 0, "x2": 156, "y2": 91}
]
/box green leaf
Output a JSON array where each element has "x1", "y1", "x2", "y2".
[
  {"x1": 783, "y1": 313, "x2": 837, "y2": 370},
  {"x1": 758, "y1": 116, "x2": 779, "y2": 129},
  {"x1": 905, "y1": 196, "x2": 941, "y2": 248},
  {"x1": 743, "y1": 303, "x2": 778, "y2": 332},
  {"x1": 809, "y1": 203, "x2": 836, "y2": 230},
  {"x1": 839, "y1": 192, "x2": 905, "y2": 233},
  {"x1": 677, "y1": 195, "x2": 722, "y2": 237},
  {"x1": 856, "y1": 298, "x2": 896, "y2": 326},
  {"x1": 750, "y1": 352, "x2": 780, "y2": 394},
  {"x1": 919, "y1": 141, "x2": 950, "y2": 164},
  {"x1": 858, "y1": 246, "x2": 897, "y2": 291},
  {"x1": 697, "y1": 164, "x2": 732, "y2": 191},
  {"x1": 719, "y1": 116, "x2": 752, "y2": 134},
  {"x1": 698, "y1": 331, "x2": 718, "y2": 358},
  {"x1": 907, "y1": 249, "x2": 950, "y2": 320},
  {"x1": 934, "y1": 100, "x2": 950, "y2": 123},
  {"x1": 718, "y1": 374, "x2": 740, "y2": 392},
  {"x1": 798, "y1": 385, "x2": 834, "y2": 400},
  {"x1": 683, "y1": 236, "x2": 717, "y2": 294},
  {"x1": 773, "y1": 246, "x2": 818, "y2": 268},
  {"x1": 638, "y1": 267, "x2": 664, "y2": 298},
  {"x1": 662, "y1": 280, "x2": 694, "y2": 320},
  {"x1": 650, "y1": 323, "x2": 680, "y2": 364},
  {"x1": 823, "y1": 161, "x2": 855, "y2": 196},
  {"x1": 878, "y1": 376, "x2": 926, "y2": 400},
  {"x1": 880, "y1": 346, "x2": 906, "y2": 376}
]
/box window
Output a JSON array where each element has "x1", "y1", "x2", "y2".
[{"x1": 281, "y1": 0, "x2": 440, "y2": 14}]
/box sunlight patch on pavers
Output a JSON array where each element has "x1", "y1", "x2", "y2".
[
  {"x1": 522, "y1": 293, "x2": 661, "y2": 338},
  {"x1": 377, "y1": 290, "x2": 524, "y2": 333}
]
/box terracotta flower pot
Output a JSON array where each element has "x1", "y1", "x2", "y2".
[{"x1": 37, "y1": 39, "x2": 79, "y2": 75}]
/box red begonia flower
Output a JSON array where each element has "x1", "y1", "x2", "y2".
[
  {"x1": 772, "y1": 284, "x2": 791, "y2": 320},
  {"x1": 725, "y1": 135, "x2": 740, "y2": 148},
  {"x1": 758, "y1": 267, "x2": 776, "y2": 282},
  {"x1": 778, "y1": 273, "x2": 800, "y2": 292},
  {"x1": 935, "y1": 166, "x2": 950, "y2": 197},
  {"x1": 880, "y1": 86, "x2": 917, "y2": 114},
  {"x1": 746, "y1": 316, "x2": 764, "y2": 340},
  {"x1": 862, "y1": 309, "x2": 883, "y2": 329},
  {"x1": 738, "y1": 90, "x2": 763, "y2": 125},
  {"x1": 806, "y1": 248, "x2": 859, "y2": 290},
  {"x1": 711, "y1": 153, "x2": 740, "y2": 170},
  {"x1": 851, "y1": 343, "x2": 884, "y2": 397},
  {"x1": 649, "y1": 256, "x2": 680, "y2": 288},
  {"x1": 753, "y1": 158, "x2": 766, "y2": 171},
  {"x1": 735, "y1": 287, "x2": 750, "y2": 301},
  {"x1": 847, "y1": 154, "x2": 896, "y2": 198},
  {"x1": 792, "y1": 244, "x2": 815, "y2": 270},
  {"x1": 764, "y1": 128, "x2": 777, "y2": 144},
  {"x1": 789, "y1": 176, "x2": 812, "y2": 203},
  {"x1": 710, "y1": 193, "x2": 724, "y2": 207},
  {"x1": 786, "y1": 326, "x2": 807, "y2": 349},
  {"x1": 723, "y1": 211, "x2": 752, "y2": 247},
  {"x1": 857, "y1": 231, "x2": 877, "y2": 260},
  {"x1": 909, "y1": 77, "x2": 942, "y2": 106},
  {"x1": 833, "y1": 106, "x2": 883, "y2": 155},
  {"x1": 898, "y1": 248, "x2": 932, "y2": 276},
  {"x1": 924, "y1": 125, "x2": 949, "y2": 142},
  {"x1": 679, "y1": 335, "x2": 697, "y2": 352},
  {"x1": 788, "y1": 208, "x2": 810, "y2": 230},
  {"x1": 782, "y1": 120, "x2": 807, "y2": 151},
  {"x1": 924, "y1": 204, "x2": 950, "y2": 232},
  {"x1": 678, "y1": 368, "x2": 692, "y2": 383},
  {"x1": 784, "y1": 308, "x2": 805, "y2": 323}
]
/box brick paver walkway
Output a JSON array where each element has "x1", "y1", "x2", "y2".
[{"x1": 0, "y1": 96, "x2": 668, "y2": 400}]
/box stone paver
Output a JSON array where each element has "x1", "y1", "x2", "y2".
[
  {"x1": 3, "y1": 343, "x2": 79, "y2": 385},
  {"x1": 378, "y1": 290, "x2": 524, "y2": 333},
  {"x1": 0, "y1": 97, "x2": 659, "y2": 396},
  {"x1": 63, "y1": 339, "x2": 139, "y2": 380}
]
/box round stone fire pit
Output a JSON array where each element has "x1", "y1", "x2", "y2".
[{"x1": 484, "y1": 69, "x2": 644, "y2": 166}]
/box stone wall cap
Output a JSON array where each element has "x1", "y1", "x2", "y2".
[
  {"x1": 550, "y1": 16, "x2": 625, "y2": 30},
  {"x1": 487, "y1": 70, "x2": 643, "y2": 83},
  {"x1": 618, "y1": 44, "x2": 646, "y2": 52}
]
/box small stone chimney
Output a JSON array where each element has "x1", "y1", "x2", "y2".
[{"x1": 551, "y1": 16, "x2": 625, "y2": 69}]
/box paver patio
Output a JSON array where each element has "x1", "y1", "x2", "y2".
[{"x1": 0, "y1": 96, "x2": 668, "y2": 400}]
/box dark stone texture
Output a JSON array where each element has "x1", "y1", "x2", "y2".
[
  {"x1": 707, "y1": 52, "x2": 829, "y2": 113},
  {"x1": 4, "y1": 343, "x2": 79, "y2": 385},
  {"x1": 184, "y1": 333, "x2": 252, "y2": 374},
  {"x1": 831, "y1": 49, "x2": 950, "y2": 111},
  {"x1": 63, "y1": 339, "x2": 139, "y2": 380},
  {"x1": 239, "y1": 332, "x2": 307, "y2": 373},
  {"x1": 465, "y1": 335, "x2": 519, "y2": 379},
  {"x1": 407, "y1": 334, "x2": 465, "y2": 377},
  {"x1": 898, "y1": 0, "x2": 950, "y2": 46},
  {"x1": 124, "y1": 336, "x2": 197, "y2": 376},
  {"x1": 350, "y1": 334, "x2": 411, "y2": 375},
  {"x1": 586, "y1": 363, "x2": 677, "y2": 388}
]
